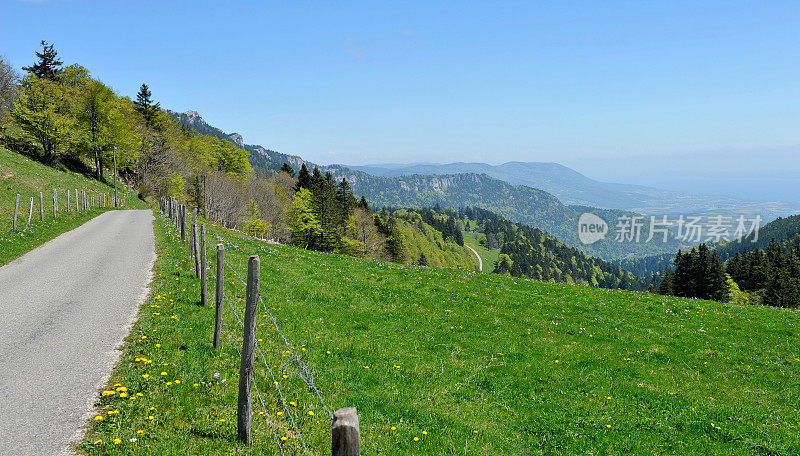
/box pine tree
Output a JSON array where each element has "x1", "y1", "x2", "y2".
[
  {"x1": 336, "y1": 178, "x2": 357, "y2": 223},
  {"x1": 280, "y1": 163, "x2": 295, "y2": 177},
  {"x1": 294, "y1": 163, "x2": 311, "y2": 192},
  {"x1": 22, "y1": 41, "x2": 63, "y2": 80},
  {"x1": 657, "y1": 266, "x2": 674, "y2": 295},
  {"x1": 134, "y1": 83, "x2": 161, "y2": 129},
  {"x1": 358, "y1": 195, "x2": 370, "y2": 212}
]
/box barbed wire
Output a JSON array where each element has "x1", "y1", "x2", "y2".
[
  {"x1": 206, "y1": 227, "x2": 334, "y2": 419},
  {"x1": 160, "y1": 206, "x2": 332, "y2": 453}
]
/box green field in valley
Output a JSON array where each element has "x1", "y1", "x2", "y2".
[
  {"x1": 462, "y1": 230, "x2": 500, "y2": 273},
  {"x1": 79, "y1": 208, "x2": 800, "y2": 455}
]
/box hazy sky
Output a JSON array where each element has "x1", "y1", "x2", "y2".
[{"x1": 2, "y1": 1, "x2": 799, "y2": 199}]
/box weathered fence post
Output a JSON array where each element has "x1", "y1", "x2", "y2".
[
  {"x1": 39, "y1": 192, "x2": 43, "y2": 221},
  {"x1": 75, "y1": 189, "x2": 78, "y2": 212},
  {"x1": 67, "y1": 190, "x2": 70, "y2": 213},
  {"x1": 200, "y1": 225, "x2": 207, "y2": 306},
  {"x1": 333, "y1": 407, "x2": 361, "y2": 456},
  {"x1": 190, "y1": 214, "x2": 196, "y2": 259},
  {"x1": 237, "y1": 255, "x2": 260, "y2": 445},
  {"x1": 13, "y1": 194, "x2": 20, "y2": 230},
  {"x1": 213, "y1": 244, "x2": 224, "y2": 350},
  {"x1": 180, "y1": 205, "x2": 186, "y2": 244},
  {"x1": 26, "y1": 197, "x2": 33, "y2": 227},
  {"x1": 193, "y1": 226, "x2": 201, "y2": 277}
]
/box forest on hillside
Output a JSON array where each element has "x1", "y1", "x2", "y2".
[
  {"x1": 0, "y1": 43, "x2": 479, "y2": 272},
  {"x1": 403, "y1": 206, "x2": 647, "y2": 290},
  {"x1": 653, "y1": 236, "x2": 800, "y2": 308}
]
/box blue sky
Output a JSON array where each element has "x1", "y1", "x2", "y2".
[{"x1": 2, "y1": 1, "x2": 799, "y2": 200}]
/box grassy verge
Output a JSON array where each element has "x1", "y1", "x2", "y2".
[
  {"x1": 79, "y1": 210, "x2": 800, "y2": 455},
  {"x1": 0, "y1": 145, "x2": 145, "y2": 265}
]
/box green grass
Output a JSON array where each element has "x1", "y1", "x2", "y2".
[
  {"x1": 0, "y1": 145, "x2": 144, "y2": 265},
  {"x1": 79, "y1": 210, "x2": 800, "y2": 455},
  {"x1": 462, "y1": 230, "x2": 500, "y2": 273}
]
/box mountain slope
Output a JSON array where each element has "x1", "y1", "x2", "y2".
[
  {"x1": 348, "y1": 161, "x2": 800, "y2": 221},
  {"x1": 326, "y1": 165, "x2": 682, "y2": 260}
]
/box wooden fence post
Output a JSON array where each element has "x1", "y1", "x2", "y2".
[
  {"x1": 26, "y1": 197, "x2": 33, "y2": 227},
  {"x1": 39, "y1": 192, "x2": 43, "y2": 221},
  {"x1": 237, "y1": 255, "x2": 260, "y2": 445},
  {"x1": 67, "y1": 190, "x2": 70, "y2": 213},
  {"x1": 53, "y1": 189, "x2": 57, "y2": 218},
  {"x1": 200, "y1": 225, "x2": 207, "y2": 306},
  {"x1": 75, "y1": 189, "x2": 78, "y2": 212},
  {"x1": 190, "y1": 214, "x2": 196, "y2": 259},
  {"x1": 13, "y1": 193, "x2": 20, "y2": 230},
  {"x1": 332, "y1": 407, "x2": 361, "y2": 456},
  {"x1": 213, "y1": 244, "x2": 224, "y2": 350},
  {"x1": 180, "y1": 205, "x2": 186, "y2": 244}
]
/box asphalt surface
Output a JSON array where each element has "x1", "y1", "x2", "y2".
[{"x1": 0, "y1": 210, "x2": 155, "y2": 455}]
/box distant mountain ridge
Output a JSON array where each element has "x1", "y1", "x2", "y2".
[{"x1": 347, "y1": 162, "x2": 800, "y2": 222}]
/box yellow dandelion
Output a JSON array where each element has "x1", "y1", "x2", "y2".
[{"x1": 113, "y1": 438, "x2": 121, "y2": 445}]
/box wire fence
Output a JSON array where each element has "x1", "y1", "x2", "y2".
[
  {"x1": 157, "y1": 197, "x2": 359, "y2": 455},
  {"x1": 1, "y1": 187, "x2": 132, "y2": 234}
]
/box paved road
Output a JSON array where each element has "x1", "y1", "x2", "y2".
[
  {"x1": 0, "y1": 210, "x2": 154, "y2": 455},
  {"x1": 465, "y1": 245, "x2": 483, "y2": 272}
]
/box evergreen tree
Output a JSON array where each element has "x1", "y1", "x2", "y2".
[
  {"x1": 134, "y1": 83, "x2": 161, "y2": 129},
  {"x1": 280, "y1": 162, "x2": 295, "y2": 177},
  {"x1": 657, "y1": 266, "x2": 674, "y2": 295},
  {"x1": 287, "y1": 188, "x2": 323, "y2": 249},
  {"x1": 336, "y1": 178, "x2": 357, "y2": 223},
  {"x1": 357, "y1": 195, "x2": 370, "y2": 212},
  {"x1": 294, "y1": 163, "x2": 311, "y2": 192},
  {"x1": 22, "y1": 41, "x2": 63, "y2": 80}
]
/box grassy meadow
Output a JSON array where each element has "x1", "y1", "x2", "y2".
[
  {"x1": 0, "y1": 145, "x2": 143, "y2": 265},
  {"x1": 79, "y1": 208, "x2": 800, "y2": 455},
  {"x1": 462, "y1": 230, "x2": 500, "y2": 273}
]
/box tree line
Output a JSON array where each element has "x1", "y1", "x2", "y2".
[{"x1": 655, "y1": 236, "x2": 800, "y2": 307}]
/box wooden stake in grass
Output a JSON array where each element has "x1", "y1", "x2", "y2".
[
  {"x1": 13, "y1": 194, "x2": 19, "y2": 230},
  {"x1": 214, "y1": 243, "x2": 224, "y2": 350},
  {"x1": 200, "y1": 225, "x2": 207, "y2": 306},
  {"x1": 332, "y1": 407, "x2": 361, "y2": 456},
  {"x1": 193, "y1": 223, "x2": 201, "y2": 277},
  {"x1": 53, "y1": 189, "x2": 58, "y2": 218},
  {"x1": 67, "y1": 190, "x2": 70, "y2": 213},
  {"x1": 39, "y1": 192, "x2": 43, "y2": 221},
  {"x1": 237, "y1": 255, "x2": 260, "y2": 446}
]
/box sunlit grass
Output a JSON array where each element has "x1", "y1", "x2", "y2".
[{"x1": 80, "y1": 211, "x2": 800, "y2": 455}]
